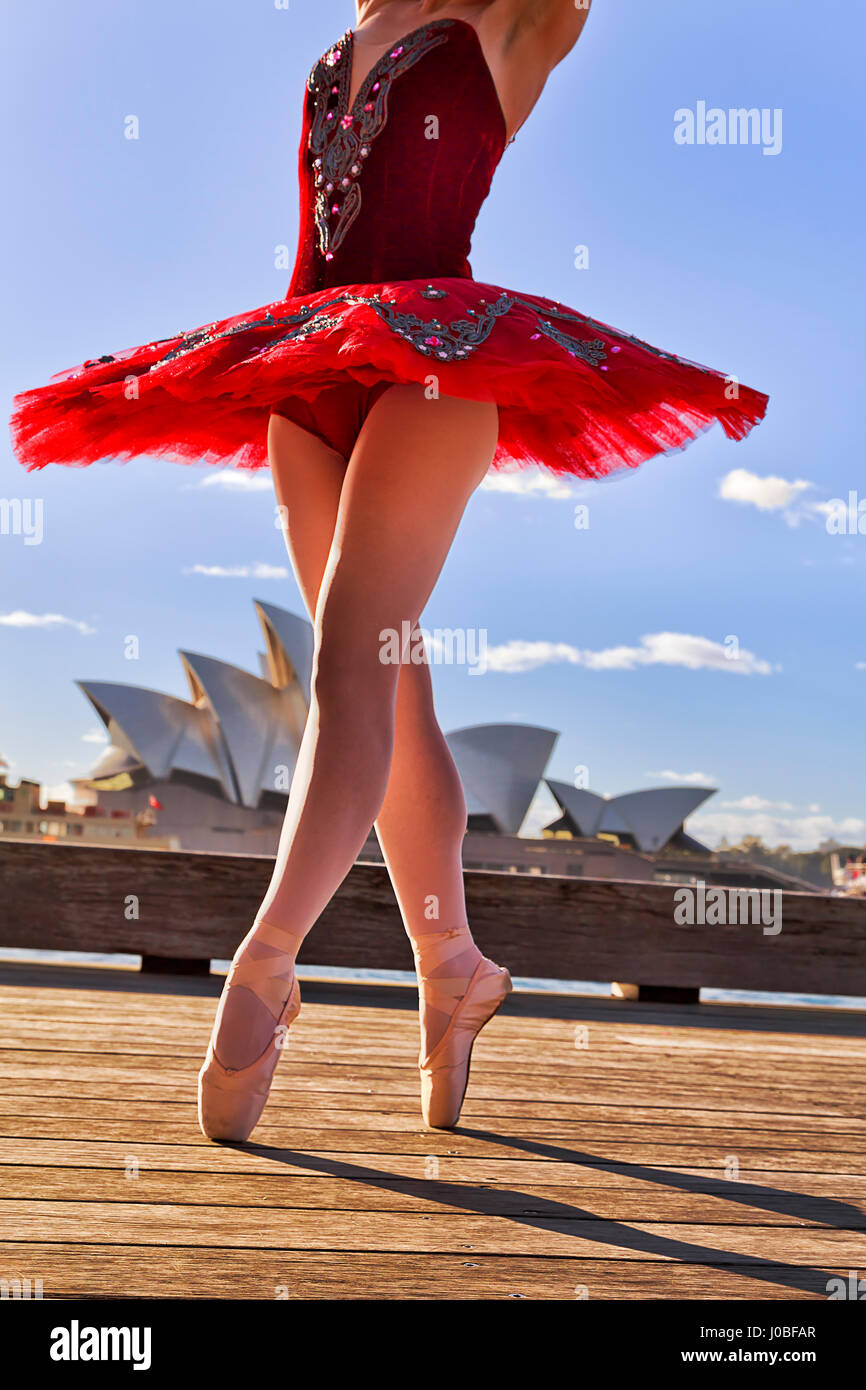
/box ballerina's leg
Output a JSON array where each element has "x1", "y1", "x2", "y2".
[{"x1": 208, "y1": 384, "x2": 498, "y2": 1071}]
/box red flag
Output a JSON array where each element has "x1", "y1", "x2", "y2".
[{"x1": 148, "y1": 794, "x2": 163, "y2": 810}]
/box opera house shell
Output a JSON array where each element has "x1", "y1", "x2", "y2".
[
  {"x1": 73, "y1": 601, "x2": 714, "y2": 856},
  {"x1": 544, "y1": 780, "x2": 715, "y2": 853}
]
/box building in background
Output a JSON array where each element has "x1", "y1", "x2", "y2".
[
  {"x1": 544, "y1": 780, "x2": 716, "y2": 853},
  {"x1": 0, "y1": 773, "x2": 178, "y2": 849},
  {"x1": 3, "y1": 601, "x2": 820, "y2": 890},
  {"x1": 71, "y1": 600, "x2": 311, "y2": 853}
]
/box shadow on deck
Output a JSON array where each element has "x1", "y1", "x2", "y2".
[{"x1": 1, "y1": 955, "x2": 864, "y2": 1300}]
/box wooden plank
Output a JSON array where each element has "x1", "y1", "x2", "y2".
[
  {"x1": 2, "y1": 839, "x2": 865, "y2": 994},
  {"x1": 3, "y1": 1080, "x2": 863, "y2": 1135},
  {"x1": 1, "y1": 1167, "x2": 863, "y2": 1227},
  {"x1": 1, "y1": 965, "x2": 863, "y2": 1301},
  {"x1": 1, "y1": 1058, "x2": 862, "y2": 1122},
  {"x1": 2, "y1": 1097, "x2": 866, "y2": 1156},
  {"x1": 3, "y1": 959, "x2": 866, "y2": 1042},
  {"x1": 4, "y1": 991, "x2": 866, "y2": 1053},
  {"x1": 3, "y1": 1199, "x2": 864, "y2": 1261},
  {"x1": 1, "y1": 1119, "x2": 863, "y2": 1172},
  {"x1": 3, "y1": 1139, "x2": 862, "y2": 1192},
  {"x1": 0, "y1": 1243, "x2": 841, "y2": 1299}
]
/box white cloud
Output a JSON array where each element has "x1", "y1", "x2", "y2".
[
  {"x1": 484, "y1": 640, "x2": 583, "y2": 673},
  {"x1": 720, "y1": 795, "x2": 794, "y2": 811},
  {"x1": 691, "y1": 804, "x2": 866, "y2": 853},
  {"x1": 195, "y1": 471, "x2": 273, "y2": 492},
  {"x1": 480, "y1": 469, "x2": 573, "y2": 500},
  {"x1": 584, "y1": 632, "x2": 774, "y2": 674},
  {"x1": 483, "y1": 631, "x2": 774, "y2": 676},
  {"x1": 718, "y1": 467, "x2": 812, "y2": 514},
  {"x1": 647, "y1": 769, "x2": 716, "y2": 785},
  {"x1": 0, "y1": 610, "x2": 95, "y2": 635},
  {"x1": 82, "y1": 728, "x2": 109, "y2": 744},
  {"x1": 185, "y1": 562, "x2": 289, "y2": 579},
  {"x1": 856, "y1": 662, "x2": 866, "y2": 671},
  {"x1": 718, "y1": 468, "x2": 852, "y2": 530}
]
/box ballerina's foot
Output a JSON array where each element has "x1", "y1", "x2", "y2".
[
  {"x1": 197, "y1": 921, "x2": 305, "y2": 1143},
  {"x1": 412, "y1": 927, "x2": 512, "y2": 1129}
]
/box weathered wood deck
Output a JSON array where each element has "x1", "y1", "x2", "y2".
[{"x1": 2, "y1": 959, "x2": 864, "y2": 1300}]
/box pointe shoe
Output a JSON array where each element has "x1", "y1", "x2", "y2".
[
  {"x1": 197, "y1": 921, "x2": 304, "y2": 1143},
  {"x1": 415, "y1": 929, "x2": 513, "y2": 1130}
]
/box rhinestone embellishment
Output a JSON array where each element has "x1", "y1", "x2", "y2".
[
  {"x1": 306, "y1": 23, "x2": 454, "y2": 260},
  {"x1": 81, "y1": 293, "x2": 626, "y2": 376},
  {"x1": 533, "y1": 320, "x2": 607, "y2": 367},
  {"x1": 144, "y1": 290, "x2": 517, "y2": 370}
]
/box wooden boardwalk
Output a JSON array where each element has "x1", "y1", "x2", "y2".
[{"x1": 1, "y1": 959, "x2": 864, "y2": 1300}]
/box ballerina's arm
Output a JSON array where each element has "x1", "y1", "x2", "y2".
[
  {"x1": 417, "y1": 0, "x2": 592, "y2": 63},
  {"x1": 487, "y1": 0, "x2": 592, "y2": 60},
  {"x1": 470, "y1": 0, "x2": 594, "y2": 139}
]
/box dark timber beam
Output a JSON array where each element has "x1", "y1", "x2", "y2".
[{"x1": 1, "y1": 839, "x2": 864, "y2": 998}]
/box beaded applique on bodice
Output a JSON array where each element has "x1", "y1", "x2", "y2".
[{"x1": 288, "y1": 20, "x2": 508, "y2": 295}]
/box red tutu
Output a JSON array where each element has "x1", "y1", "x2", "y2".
[
  {"x1": 10, "y1": 276, "x2": 767, "y2": 478},
  {"x1": 9, "y1": 19, "x2": 768, "y2": 479}
]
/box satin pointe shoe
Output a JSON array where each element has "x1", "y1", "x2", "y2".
[
  {"x1": 415, "y1": 928, "x2": 513, "y2": 1130},
  {"x1": 197, "y1": 921, "x2": 304, "y2": 1142}
]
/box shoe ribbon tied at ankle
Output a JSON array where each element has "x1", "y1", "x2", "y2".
[
  {"x1": 411, "y1": 926, "x2": 477, "y2": 1014},
  {"x1": 224, "y1": 921, "x2": 305, "y2": 1019}
]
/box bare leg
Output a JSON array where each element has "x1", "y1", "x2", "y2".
[
  {"x1": 211, "y1": 386, "x2": 498, "y2": 1069},
  {"x1": 267, "y1": 414, "x2": 484, "y2": 1057},
  {"x1": 374, "y1": 654, "x2": 482, "y2": 1056}
]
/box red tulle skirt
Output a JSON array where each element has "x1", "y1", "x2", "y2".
[{"x1": 10, "y1": 276, "x2": 768, "y2": 478}]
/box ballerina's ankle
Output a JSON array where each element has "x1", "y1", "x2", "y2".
[
  {"x1": 410, "y1": 925, "x2": 484, "y2": 1004},
  {"x1": 410, "y1": 923, "x2": 473, "y2": 962}
]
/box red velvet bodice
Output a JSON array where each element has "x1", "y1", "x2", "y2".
[{"x1": 287, "y1": 19, "x2": 508, "y2": 295}]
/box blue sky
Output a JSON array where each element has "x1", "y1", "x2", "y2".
[{"x1": 2, "y1": 0, "x2": 864, "y2": 851}]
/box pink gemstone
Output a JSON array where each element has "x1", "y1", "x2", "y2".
[
  {"x1": 341, "y1": 176, "x2": 350, "y2": 187},
  {"x1": 331, "y1": 85, "x2": 338, "y2": 94},
  {"x1": 611, "y1": 345, "x2": 621, "y2": 353},
  {"x1": 372, "y1": 81, "x2": 380, "y2": 92},
  {"x1": 364, "y1": 102, "x2": 373, "y2": 112},
  {"x1": 390, "y1": 45, "x2": 404, "y2": 57},
  {"x1": 325, "y1": 252, "x2": 334, "y2": 260},
  {"x1": 326, "y1": 111, "x2": 334, "y2": 120},
  {"x1": 331, "y1": 203, "x2": 340, "y2": 213},
  {"x1": 425, "y1": 336, "x2": 442, "y2": 346},
  {"x1": 530, "y1": 333, "x2": 541, "y2": 340},
  {"x1": 325, "y1": 182, "x2": 334, "y2": 192},
  {"x1": 600, "y1": 365, "x2": 608, "y2": 371},
  {"x1": 340, "y1": 114, "x2": 353, "y2": 128}
]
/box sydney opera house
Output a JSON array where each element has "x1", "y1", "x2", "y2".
[{"x1": 71, "y1": 600, "x2": 719, "y2": 881}]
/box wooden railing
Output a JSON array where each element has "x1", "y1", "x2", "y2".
[{"x1": 2, "y1": 839, "x2": 864, "y2": 1002}]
